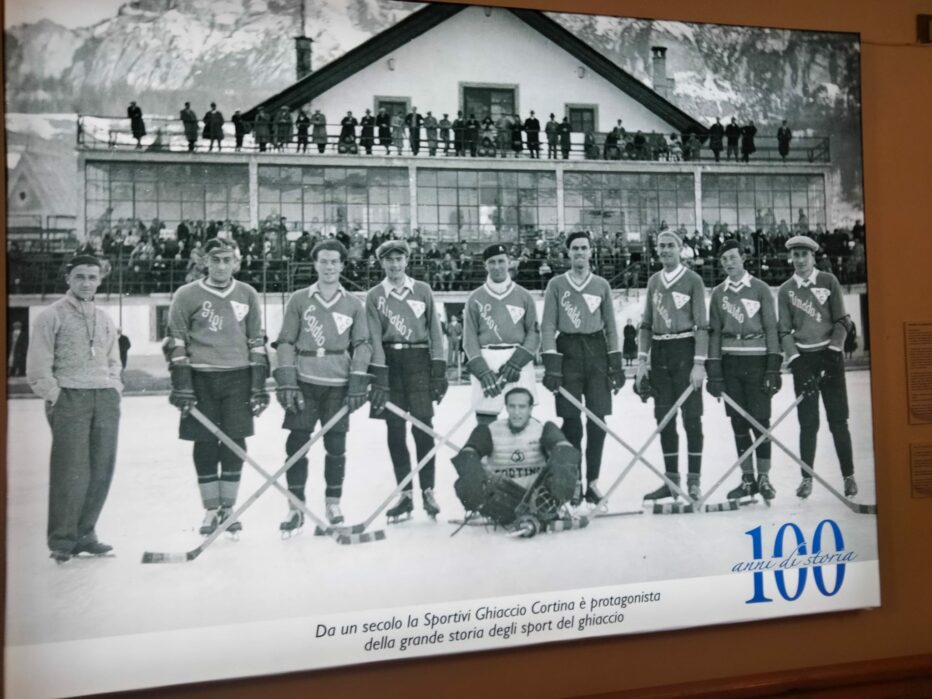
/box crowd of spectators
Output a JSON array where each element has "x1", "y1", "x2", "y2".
[{"x1": 107, "y1": 102, "x2": 806, "y2": 163}]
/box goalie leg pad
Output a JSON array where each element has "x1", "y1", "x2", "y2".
[
  {"x1": 452, "y1": 449, "x2": 489, "y2": 513},
  {"x1": 545, "y1": 443, "x2": 581, "y2": 504}
]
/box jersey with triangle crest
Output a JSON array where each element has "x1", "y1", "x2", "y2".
[
  {"x1": 708, "y1": 275, "x2": 779, "y2": 358},
  {"x1": 463, "y1": 281, "x2": 540, "y2": 360},
  {"x1": 540, "y1": 272, "x2": 619, "y2": 353}
]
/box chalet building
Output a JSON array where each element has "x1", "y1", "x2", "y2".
[{"x1": 77, "y1": 4, "x2": 833, "y2": 250}]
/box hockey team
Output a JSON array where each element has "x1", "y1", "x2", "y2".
[{"x1": 29, "y1": 230, "x2": 863, "y2": 558}]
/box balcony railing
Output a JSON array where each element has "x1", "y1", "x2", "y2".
[{"x1": 77, "y1": 115, "x2": 831, "y2": 164}]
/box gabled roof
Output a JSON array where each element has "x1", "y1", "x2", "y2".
[
  {"x1": 244, "y1": 4, "x2": 707, "y2": 135},
  {"x1": 7, "y1": 150, "x2": 77, "y2": 216}
]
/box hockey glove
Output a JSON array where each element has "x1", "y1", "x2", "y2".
[
  {"x1": 545, "y1": 442, "x2": 581, "y2": 504},
  {"x1": 451, "y1": 448, "x2": 490, "y2": 513},
  {"x1": 169, "y1": 363, "x2": 197, "y2": 417},
  {"x1": 820, "y1": 348, "x2": 844, "y2": 382},
  {"x1": 346, "y1": 372, "x2": 370, "y2": 413},
  {"x1": 705, "y1": 358, "x2": 724, "y2": 399},
  {"x1": 634, "y1": 362, "x2": 652, "y2": 403},
  {"x1": 790, "y1": 358, "x2": 820, "y2": 397},
  {"x1": 498, "y1": 346, "x2": 534, "y2": 384},
  {"x1": 542, "y1": 353, "x2": 563, "y2": 393},
  {"x1": 369, "y1": 365, "x2": 390, "y2": 414},
  {"x1": 431, "y1": 360, "x2": 449, "y2": 403},
  {"x1": 468, "y1": 356, "x2": 502, "y2": 398},
  {"x1": 608, "y1": 351, "x2": 626, "y2": 394},
  {"x1": 249, "y1": 363, "x2": 270, "y2": 417},
  {"x1": 761, "y1": 354, "x2": 783, "y2": 397},
  {"x1": 273, "y1": 366, "x2": 305, "y2": 413}
]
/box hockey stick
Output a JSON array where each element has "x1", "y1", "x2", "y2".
[
  {"x1": 721, "y1": 392, "x2": 877, "y2": 515},
  {"x1": 141, "y1": 406, "x2": 350, "y2": 564},
  {"x1": 384, "y1": 402, "x2": 465, "y2": 453},
  {"x1": 557, "y1": 385, "x2": 696, "y2": 508},
  {"x1": 343, "y1": 405, "x2": 473, "y2": 533},
  {"x1": 187, "y1": 406, "x2": 386, "y2": 546},
  {"x1": 693, "y1": 391, "x2": 806, "y2": 510}
]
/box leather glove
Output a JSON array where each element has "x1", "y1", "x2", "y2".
[
  {"x1": 249, "y1": 363, "x2": 269, "y2": 417},
  {"x1": 346, "y1": 372, "x2": 370, "y2": 413},
  {"x1": 468, "y1": 356, "x2": 502, "y2": 398},
  {"x1": 761, "y1": 354, "x2": 783, "y2": 397},
  {"x1": 705, "y1": 358, "x2": 724, "y2": 399},
  {"x1": 542, "y1": 353, "x2": 563, "y2": 393},
  {"x1": 789, "y1": 356, "x2": 820, "y2": 396},
  {"x1": 498, "y1": 346, "x2": 534, "y2": 384},
  {"x1": 431, "y1": 360, "x2": 449, "y2": 403},
  {"x1": 608, "y1": 352, "x2": 626, "y2": 394},
  {"x1": 169, "y1": 363, "x2": 197, "y2": 417},
  {"x1": 273, "y1": 366, "x2": 305, "y2": 413},
  {"x1": 634, "y1": 362, "x2": 652, "y2": 403},
  {"x1": 820, "y1": 348, "x2": 844, "y2": 382},
  {"x1": 369, "y1": 365, "x2": 389, "y2": 414}
]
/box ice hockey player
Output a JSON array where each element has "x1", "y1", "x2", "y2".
[
  {"x1": 636, "y1": 229, "x2": 708, "y2": 502},
  {"x1": 366, "y1": 240, "x2": 448, "y2": 522},
  {"x1": 463, "y1": 243, "x2": 540, "y2": 425},
  {"x1": 451, "y1": 387, "x2": 580, "y2": 536},
  {"x1": 540, "y1": 231, "x2": 625, "y2": 507},
  {"x1": 274, "y1": 240, "x2": 371, "y2": 535},
  {"x1": 706, "y1": 239, "x2": 780, "y2": 504},
  {"x1": 777, "y1": 235, "x2": 858, "y2": 499},
  {"x1": 165, "y1": 238, "x2": 268, "y2": 537}
]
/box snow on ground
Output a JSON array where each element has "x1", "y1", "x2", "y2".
[{"x1": 5, "y1": 372, "x2": 877, "y2": 647}]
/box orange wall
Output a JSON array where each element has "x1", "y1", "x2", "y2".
[{"x1": 16, "y1": 0, "x2": 932, "y2": 697}]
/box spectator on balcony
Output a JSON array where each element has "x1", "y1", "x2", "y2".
[
  {"x1": 633, "y1": 130, "x2": 648, "y2": 160},
  {"x1": 311, "y1": 109, "x2": 328, "y2": 153},
  {"x1": 406, "y1": 107, "x2": 424, "y2": 156},
  {"x1": 390, "y1": 112, "x2": 405, "y2": 155},
  {"x1": 419, "y1": 111, "x2": 436, "y2": 156},
  {"x1": 709, "y1": 117, "x2": 724, "y2": 162},
  {"x1": 338, "y1": 110, "x2": 358, "y2": 153},
  {"x1": 375, "y1": 107, "x2": 392, "y2": 155},
  {"x1": 584, "y1": 130, "x2": 599, "y2": 159},
  {"x1": 524, "y1": 111, "x2": 541, "y2": 159},
  {"x1": 511, "y1": 113, "x2": 524, "y2": 157},
  {"x1": 360, "y1": 109, "x2": 376, "y2": 155},
  {"x1": 127, "y1": 101, "x2": 145, "y2": 149},
  {"x1": 465, "y1": 113, "x2": 480, "y2": 157},
  {"x1": 603, "y1": 124, "x2": 619, "y2": 160},
  {"x1": 545, "y1": 114, "x2": 559, "y2": 159},
  {"x1": 741, "y1": 121, "x2": 757, "y2": 162},
  {"x1": 494, "y1": 113, "x2": 511, "y2": 157},
  {"x1": 230, "y1": 110, "x2": 246, "y2": 152},
  {"x1": 797, "y1": 209, "x2": 809, "y2": 234},
  {"x1": 203, "y1": 103, "x2": 225, "y2": 151},
  {"x1": 451, "y1": 111, "x2": 465, "y2": 156},
  {"x1": 253, "y1": 107, "x2": 272, "y2": 152},
  {"x1": 684, "y1": 132, "x2": 701, "y2": 162},
  {"x1": 725, "y1": 117, "x2": 741, "y2": 161},
  {"x1": 434, "y1": 252, "x2": 459, "y2": 291},
  {"x1": 295, "y1": 109, "x2": 310, "y2": 153},
  {"x1": 275, "y1": 107, "x2": 294, "y2": 152},
  {"x1": 558, "y1": 117, "x2": 571, "y2": 159},
  {"x1": 181, "y1": 102, "x2": 199, "y2": 152},
  {"x1": 777, "y1": 120, "x2": 793, "y2": 162}
]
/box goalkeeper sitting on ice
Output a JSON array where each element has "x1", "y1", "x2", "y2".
[{"x1": 451, "y1": 387, "x2": 580, "y2": 537}]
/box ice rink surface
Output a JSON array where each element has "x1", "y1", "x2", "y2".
[{"x1": 5, "y1": 372, "x2": 877, "y2": 647}]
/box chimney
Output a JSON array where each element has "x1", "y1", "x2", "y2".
[
  {"x1": 651, "y1": 46, "x2": 669, "y2": 98},
  {"x1": 295, "y1": 0, "x2": 312, "y2": 81}
]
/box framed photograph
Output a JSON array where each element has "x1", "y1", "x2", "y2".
[{"x1": 4, "y1": 1, "x2": 877, "y2": 697}]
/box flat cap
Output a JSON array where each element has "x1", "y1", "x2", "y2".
[
  {"x1": 482, "y1": 243, "x2": 509, "y2": 260},
  {"x1": 67, "y1": 254, "x2": 102, "y2": 270},
  {"x1": 376, "y1": 239, "x2": 410, "y2": 259},
  {"x1": 204, "y1": 237, "x2": 237, "y2": 254},
  {"x1": 718, "y1": 239, "x2": 742, "y2": 256},
  {"x1": 785, "y1": 235, "x2": 819, "y2": 252}
]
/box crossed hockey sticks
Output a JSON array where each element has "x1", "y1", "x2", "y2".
[
  {"x1": 141, "y1": 405, "x2": 356, "y2": 564},
  {"x1": 557, "y1": 385, "x2": 697, "y2": 510},
  {"x1": 721, "y1": 392, "x2": 877, "y2": 515},
  {"x1": 315, "y1": 404, "x2": 472, "y2": 539},
  {"x1": 187, "y1": 406, "x2": 387, "y2": 546}
]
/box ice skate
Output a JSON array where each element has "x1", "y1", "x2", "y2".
[
  {"x1": 643, "y1": 473, "x2": 680, "y2": 502},
  {"x1": 844, "y1": 475, "x2": 859, "y2": 498},
  {"x1": 686, "y1": 476, "x2": 702, "y2": 502},
  {"x1": 199, "y1": 508, "x2": 220, "y2": 536},
  {"x1": 386, "y1": 492, "x2": 414, "y2": 523},
  {"x1": 73, "y1": 541, "x2": 114, "y2": 557},
  {"x1": 422, "y1": 488, "x2": 440, "y2": 519},
  {"x1": 218, "y1": 507, "x2": 242, "y2": 540},
  {"x1": 796, "y1": 477, "x2": 813, "y2": 499},
  {"x1": 280, "y1": 506, "x2": 305, "y2": 539},
  {"x1": 50, "y1": 550, "x2": 72, "y2": 564},
  {"x1": 584, "y1": 482, "x2": 607, "y2": 512},
  {"x1": 727, "y1": 473, "x2": 758, "y2": 505},
  {"x1": 325, "y1": 497, "x2": 344, "y2": 525},
  {"x1": 570, "y1": 481, "x2": 584, "y2": 507},
  {"x1": 757, "y1": 474, "x2": 776, "y2": 505}
]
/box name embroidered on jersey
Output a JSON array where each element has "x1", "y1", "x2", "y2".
[
  {"x1": 672, "y1": 292, "x2": 690, "y2": 309},
  {"x1": 376, "y1": 295, "x2": 414, "y2": 341},
  {"x1": 787, "y1": 290, "x2": 824, "y2": 323},
  {"x1": 560, "y1": 291, "x2": 583, "y2": 329},
  {"x1": 332, "y1": 312, "x2": 352, "y2": 335},
  {"x1": 506, "y1": 305, "x2": 525, "y2": 324},
  {"x1": 741, "y1": 298, "x2": 761, "y2": 318},
  {"x1": 302, "y1": 304, "x2": 327, "y2": 346},
  {"x1": 474, "y1": 299, "x2": 504, "y2": 341},
  {"x1": 811, "y1": 287, "x2": 831, "y2": 305},
  {"x1": 407, "y1": 299, "x2": 426, "y2": 318},
  {"x1": 200, "y1": 301, "x2": 224, "y2": 332},
  {"x1": 652, "y1": 291, "x2": 673, "y2": 329}
]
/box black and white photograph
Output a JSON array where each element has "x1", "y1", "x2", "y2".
[{"x1": 5, "y1": 1, "x2": 878, "y2": 697}]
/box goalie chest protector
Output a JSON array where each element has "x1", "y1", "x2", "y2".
[{"x1": 487, "y1": 419, "x2": 547, "y2": 488}]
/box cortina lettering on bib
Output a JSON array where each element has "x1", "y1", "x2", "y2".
[
  {"x1": 332, "y1": 312, "x2": 352, "y2": 335},
  {"x1": 406, "y1": 299, "x2": 426, "y2": 318},
  {"x1": 582, "y1": 293, "x2": 601, "y2": 313},
  {"x1": 811, "y1": 287, "x2": 830, "y2": 305},
  {"x1": 506, "y1": 304, "x2": 525, "y2": 324},
  {"x1": 230, "y1": 300, "x2": 249, "y2": 322},
  {"x1": 672, "y1": 291, "x2": 690, "y2": 310},
  {"x1": 740, "y1": 298, "x2": 761, "y2": 318}
]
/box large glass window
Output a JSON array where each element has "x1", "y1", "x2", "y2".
[
  {"x1": 416, "y1": 169, "x2": 557, "y2": 248},
  {"x1": 463, "y1": 87, "x2": 516, "y2": 123},
  {"x1": 84, "y1": 162, "x2": 249, "y2": 234},
  {"x1": 258, "y1": 165, "x2": 410, "y2": 236},
  {"x1": 702, "y1": 173, "x2": 825, "y2": 236},
  {"x1": 563, "y1": 172, "x2": 694, "y2": 241}
]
